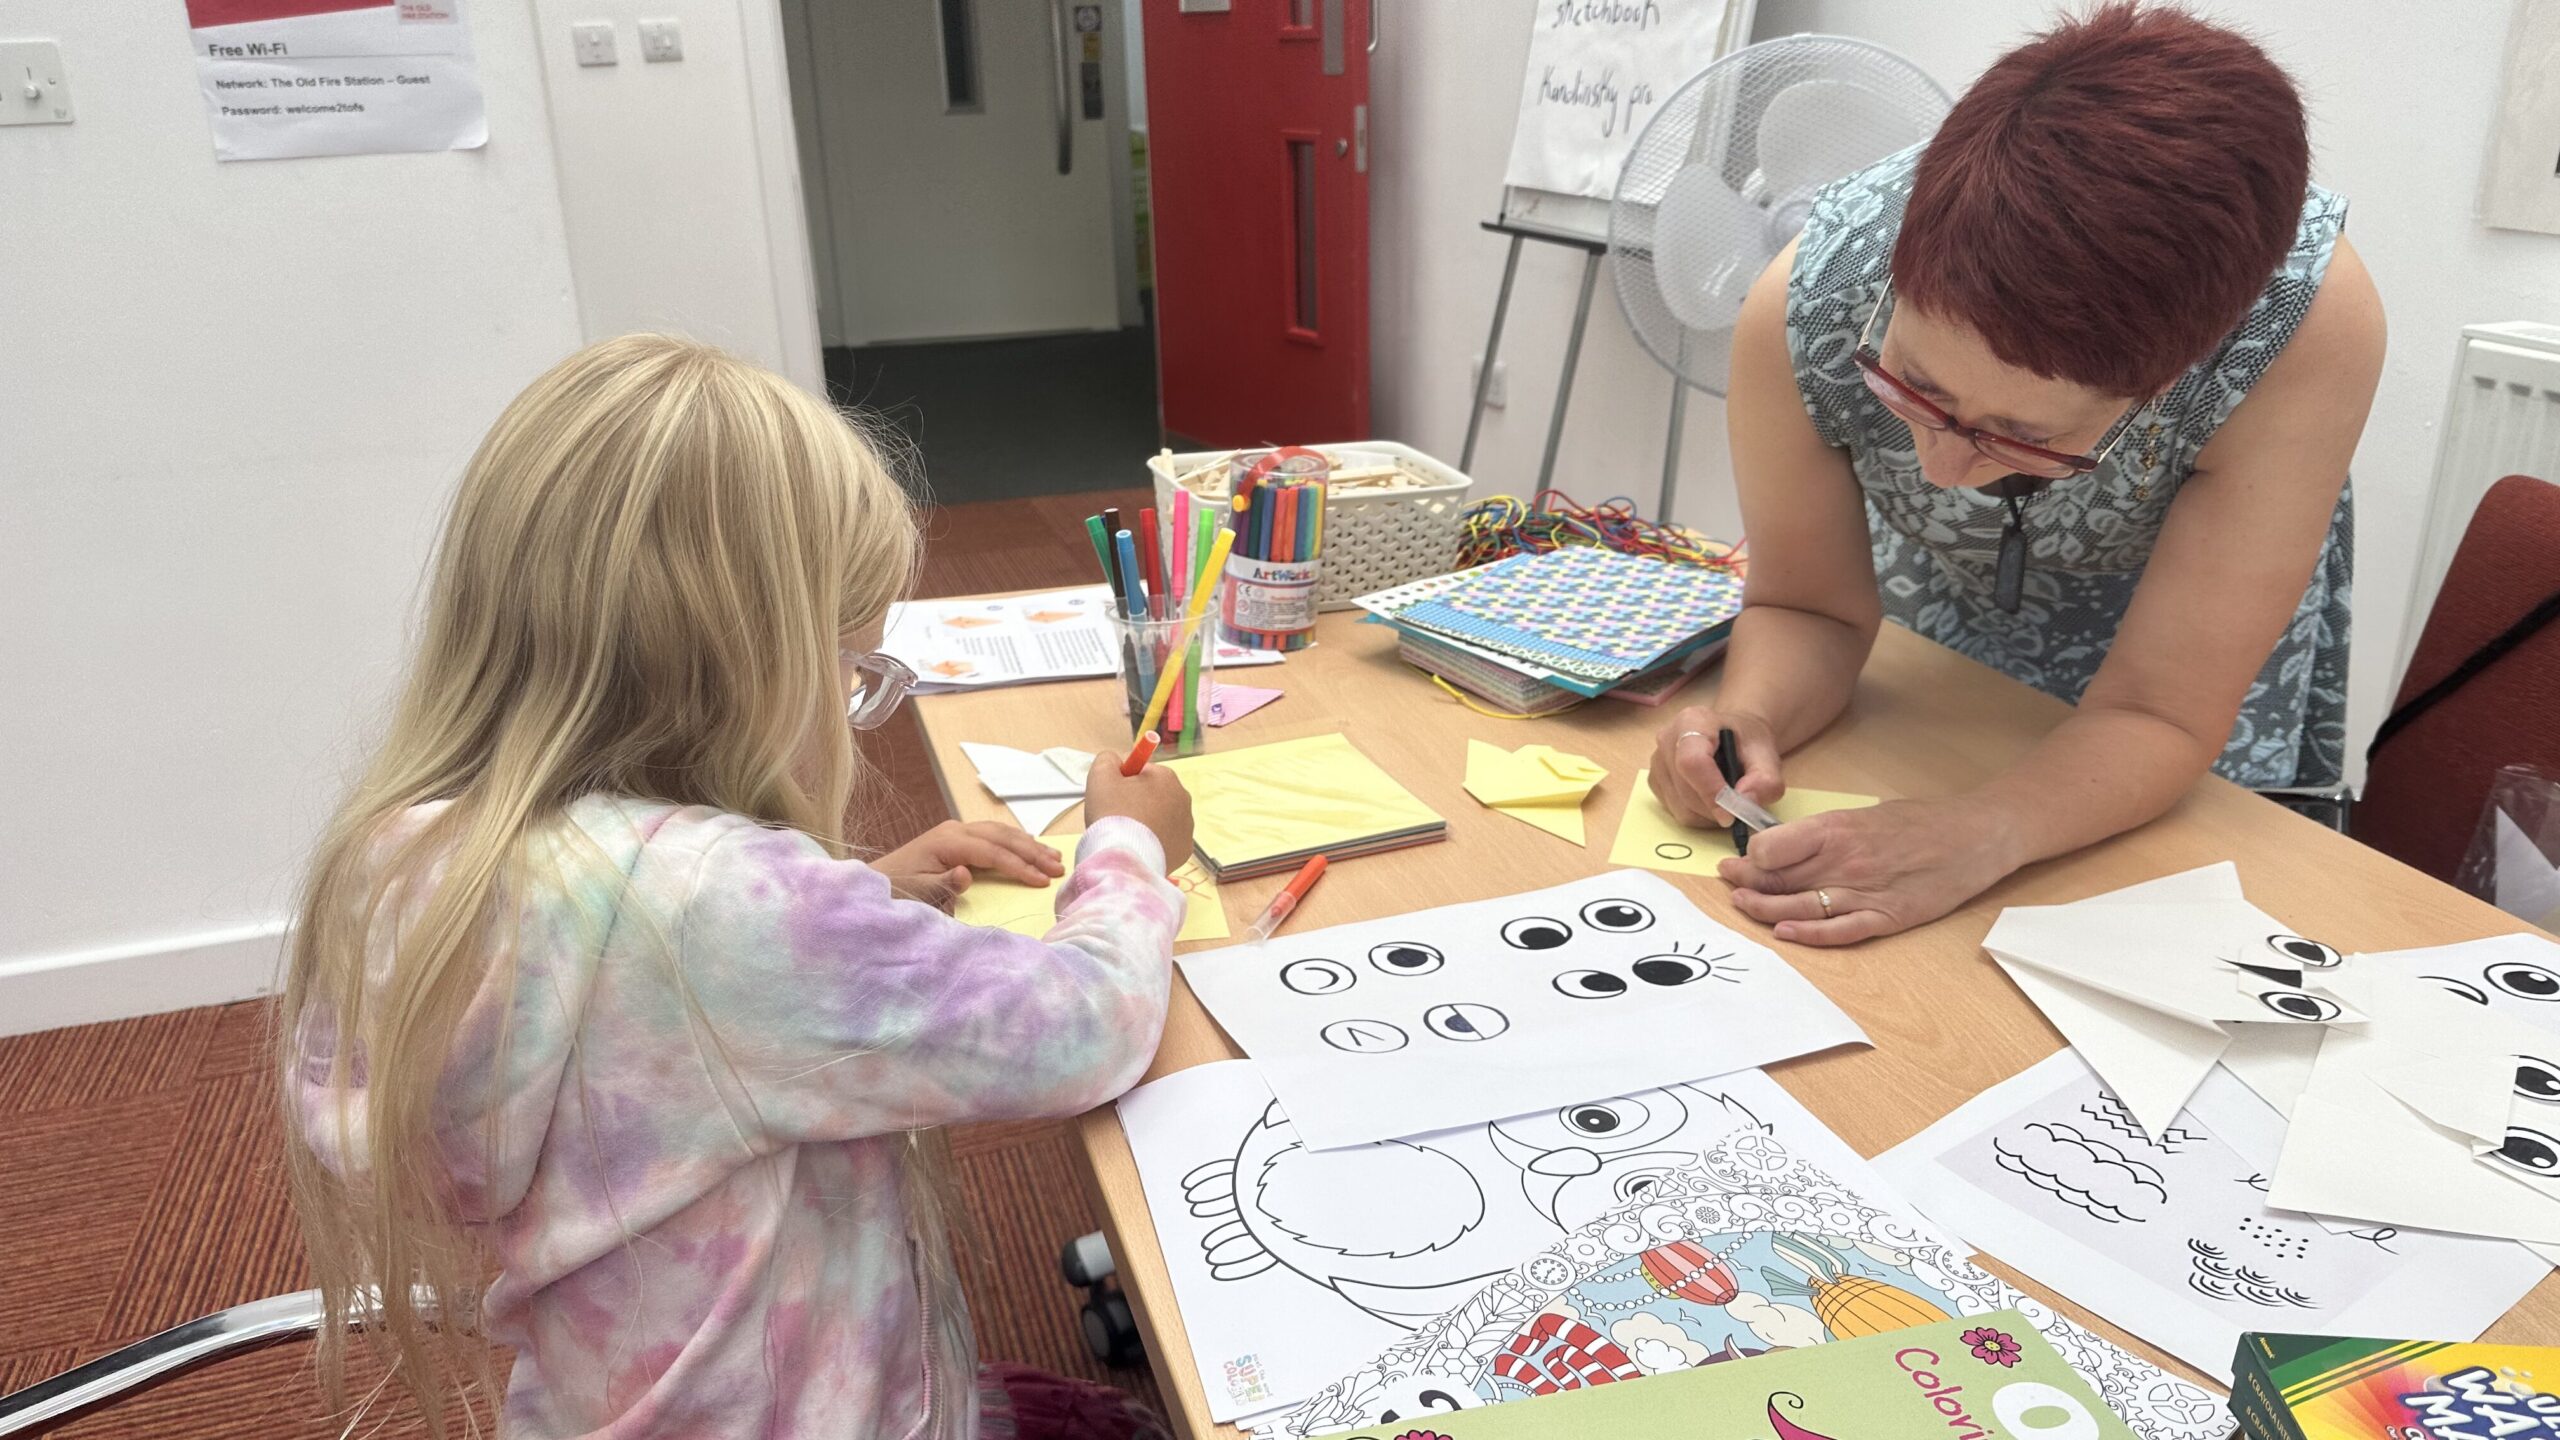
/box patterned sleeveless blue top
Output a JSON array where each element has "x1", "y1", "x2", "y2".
[{"x1": 1784, "y1": 146, "x2": 2354, "y2": 789}]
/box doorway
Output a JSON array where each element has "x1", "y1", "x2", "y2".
[{"x1": 781, "y1": 0, "x2": 1158, "y2": 503}]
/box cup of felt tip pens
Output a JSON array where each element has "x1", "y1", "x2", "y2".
[
  {"x1": 1086, "y1": 500, "x2": 1234, "y2": 754},
  {"x1": 1219, "y1": 447, "x2": 1327, "y2": 653}
]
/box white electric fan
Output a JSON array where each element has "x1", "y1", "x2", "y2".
[{"x1": 1609, "y1": 35, "x2": 1952, "y2": 512}]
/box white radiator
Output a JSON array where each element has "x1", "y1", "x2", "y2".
[{"x1": 2395, "y1": 321, "x2": 2560, "y2": 689}]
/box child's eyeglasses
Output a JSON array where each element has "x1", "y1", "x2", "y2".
[{"x1": 841, "y1": 650, "x2": 916, "y2": 730}]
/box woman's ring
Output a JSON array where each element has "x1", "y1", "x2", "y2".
[{"x1": 1816, "y1": 888, "x2": 1834, "y2": 919}]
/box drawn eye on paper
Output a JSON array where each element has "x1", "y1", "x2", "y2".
[
  {"x1": 1486, "y1": 1082, "x2": 1768, "y2": 1226},
  {"x1": 2487, "y1": 1126, "x2": 2560, "y2": 1182},
  {"x1": 2487, "y1": 961, "x2": 2560, "y2": 1002},
  {"x1": 2516, "y1": 1056, "x2": 2560, "y2": 1103},
  {"x1": 1502, "y1": 916, "x2": 1574, "y2": 950},
  {"x1": 1370, "y1": 942, "x2": 1444, "y2": 976}
]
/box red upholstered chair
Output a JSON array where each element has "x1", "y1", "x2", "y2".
[{"x1": 2353, "y1": 475, "x2": 2560, "y2": 884}]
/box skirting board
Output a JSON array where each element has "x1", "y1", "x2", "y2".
[{"x1": 0, "y1": 921, "x2": 286, "y2": 1039}]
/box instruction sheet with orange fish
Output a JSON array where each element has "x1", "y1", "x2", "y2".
[{"x1": 881, "y1": 584, "x2": 1281, "y2": 691}]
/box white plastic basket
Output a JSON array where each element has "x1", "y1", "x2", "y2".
[{"x1": 1147, "y1": 441, "x2": 1475, "y2": 611}]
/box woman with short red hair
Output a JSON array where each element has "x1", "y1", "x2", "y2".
[{"x1": 1649, "y1": 4, "x2": 2383, "y2": 944}]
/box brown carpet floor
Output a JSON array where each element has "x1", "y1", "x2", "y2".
[{"x1": 0, "y1": 486, "x2": 1163, "y2": 1437}]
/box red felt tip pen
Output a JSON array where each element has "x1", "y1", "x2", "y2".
[
  {"x1": 1247, "y1": 855, "x2": 1327, "y2": 942},
  {"x1": 1120, "y1": 729, "x2": 1160, "y2": 776}
]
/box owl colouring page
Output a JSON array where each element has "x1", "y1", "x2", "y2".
[
  {"x1": 1115, "y1": 1060, "x2": 1919, "y2": 1425},
  {"x1": 1176, "y1": 871, "x2": 1867, "y2": 1150},
  {"x1": 1878, "y1": 1048, "x2": 2548, "y2": 1380}
]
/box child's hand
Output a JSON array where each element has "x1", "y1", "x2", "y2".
[
  {"x1": 1085, "y1": 761, "x2": 1194, "y2": 872},
  {"x1": 877, "y1": 820, "x2": 1064, "y2": 911}
]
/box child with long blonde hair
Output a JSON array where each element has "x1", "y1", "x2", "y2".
[{"x1": 281, "y1": 335, "x2": 1191, "y2": 1440}]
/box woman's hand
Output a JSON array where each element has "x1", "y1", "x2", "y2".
[
  {"x1": 878, "y1": 820, "x2": 1064, "y2": 910},
  {"x1": 1650, "y1": 706, "x2": 1785, "y2": 826},
  {"x1": 1719, "y1": 797, "x2": 2019, "y2": 946}
]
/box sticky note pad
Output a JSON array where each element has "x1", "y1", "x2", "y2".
[
  {"x1": 1610, "y1": 770, "x2": 1880, "y2": 876},
  {"x1": 952, "y1": 837, "x2": 1228, "y2": 942},
  {"x1": 1163, "y1": 733, "x2": 1445, "y2": 879}
]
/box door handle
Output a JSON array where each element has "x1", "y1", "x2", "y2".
[
  {"x1": 1049, "y1": 0, "x2": 1073, "y2": 175},
  {"x1": 1368, "y1": 0, "x2": 1378, "y2": 53}
]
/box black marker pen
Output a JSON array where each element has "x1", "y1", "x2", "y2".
[{"x1": 1714, "y1": 728, "x2": 1751, "y2": 857}]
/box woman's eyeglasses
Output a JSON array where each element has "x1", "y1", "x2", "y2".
[
  {"x1": 1853, "y1": 280, "x2": 2140, "y2": 481},
  {"x1": 840, "y1": 650, "x2": 916, "y2": 730}
]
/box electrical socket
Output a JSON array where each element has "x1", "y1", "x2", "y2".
[{"x1": 1470, "y1": 355, "x2": 1509, "y2": 409}]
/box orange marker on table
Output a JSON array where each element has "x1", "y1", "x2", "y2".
[
  {"x1": 1120, "y1": 728, "x2": 1161, "y2": 776},
  {"x1": 1246, "y1": 855, "x2": 1327, "y2": 942}
]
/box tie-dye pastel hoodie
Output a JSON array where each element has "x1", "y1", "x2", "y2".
[{"x1": 292, "y1": 796, "x2": 1183, "y2": 1440}]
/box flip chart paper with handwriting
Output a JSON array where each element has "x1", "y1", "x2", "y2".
[
  {"x1": 1878, "y1": 1049, "x2": 2546, "y2": 1381},
  {"x1": 1177, "y1": 871, "x2": 1867, "y2": 1151}
]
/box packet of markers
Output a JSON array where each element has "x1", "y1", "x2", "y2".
[{"x1": 1220, "y1": 447, "x2": 1325, "y2": 653}]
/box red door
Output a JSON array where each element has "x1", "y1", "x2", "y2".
[{"x1": 1144, "y1": 0, "x2": 1370, "y2": 445}]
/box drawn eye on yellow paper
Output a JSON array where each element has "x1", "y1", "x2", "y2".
[{"x1": 1609, "y1": 772, "x2": 1879, "y2": 877}]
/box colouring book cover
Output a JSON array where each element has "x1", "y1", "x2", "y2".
[
  {"x1": 1321, "y1": 1309, "x2": 2142, "y2": 1440},
  {"x1": 1254, "y1": 1132, "x2": 2228, "y2": 1440}
]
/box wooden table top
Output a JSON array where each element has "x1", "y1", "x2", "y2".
[{"x1": 913, "y1": 610, "x2": 2557, "y2": 1438}]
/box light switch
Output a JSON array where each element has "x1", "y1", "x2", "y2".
[
  {"x1": 570, "y1": 21, "x2": 617, "y2": 67},
  {"x1": 638, "y1": 19, "x2": 683, "y2": 62},
  {"x1": 0, "y1": 40, "x2": 72, "y2": 127}
]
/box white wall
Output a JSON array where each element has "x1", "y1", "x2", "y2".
[
  {"x1": 529, "y1": 0, "x2": 823, "y2": 392},
  {"x1": 1369, "y1": 0, "x2": 2560, "y2": 780},
  {"x1": 0, "y1": 1, "x2": 586, "y2": 1031}
]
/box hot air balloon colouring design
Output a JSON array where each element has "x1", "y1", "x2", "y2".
[
  {"x1": 1637, "y1": 1239, "x2": 1741, "y2": 1306},
  {"x1": 1761, "y1": 1234, "x2": 1952, "y2": 1340},
  {"x1": 1486, "y1": 1311, "x2": 1645, "y2": 1398}
]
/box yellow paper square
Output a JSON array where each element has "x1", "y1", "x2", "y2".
[
  {"x1": 1463, "y1": 739, "x2": 1604, "y2": 808},
  {"x1": 1609, "y1": 770, "x2": 1881, "y2": 876},
  {"x1": 951, "y1": 836, "x2": 1228, "y2": 942},
  {"x1": 1500, "y1": 799, "x2": 1587, "y2": 845},
  {"x1": 1164, "y1": 734, "x2": 1441, "y2": 870}
]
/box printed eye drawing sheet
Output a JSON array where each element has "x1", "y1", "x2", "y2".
[
  {"x1": 1876, "y1": 1049, "x2": 2547, "y2": 1381},
  {"x1": 1177, "y1": 871, "x2": 1868, "y2": 1151},
  {"x1": 1116, "y1": 1061, "x2": 1929, "y2": 1424},
  {"x1": 1256, "y1": 1132, "x2": 2228, "y2": 1440}
]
